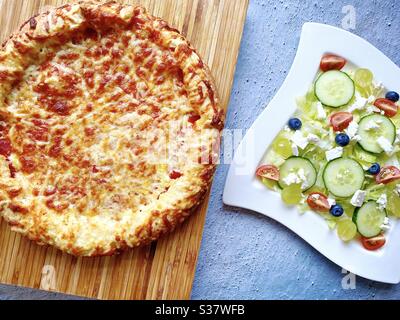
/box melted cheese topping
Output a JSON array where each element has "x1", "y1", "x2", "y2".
[{"x1": 0, "y1": 2, "x2": 221, "y2": 256}]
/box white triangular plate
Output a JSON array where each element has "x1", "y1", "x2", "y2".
[{"x1": 223, "y1": 22, "x2": 400, "y2": 284}]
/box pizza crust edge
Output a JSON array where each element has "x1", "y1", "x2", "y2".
[{"x1": 0, "y1": 0, "x2": 223, "y2": 256}]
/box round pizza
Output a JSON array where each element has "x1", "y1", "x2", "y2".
[{"x1": 0, "y1": 1, "x2": 223, "y2": 256}]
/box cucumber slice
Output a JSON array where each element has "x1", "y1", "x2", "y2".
[
  {"x1": 353, "y1": 144, "x2": 378, "y2": 164},
  {"x1": 352, "y1": 201, "x2": 386, "y2": 238},
  {"x1": 315, "y1": 70, "x2": 355, "y2": 108},
  {"x1": 323, "y1": 158, "x2": 365, "y2": 198},
  {"x1": 358, "y1": 114, "x2": 396, "y2": 154},
  {"x1": 278, "y1": 157, "x2": 317, "y2": 191}
]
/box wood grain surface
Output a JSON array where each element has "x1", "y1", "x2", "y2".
[{"x1": 0, "y1": 0, "x2": 248, "y2": 300}]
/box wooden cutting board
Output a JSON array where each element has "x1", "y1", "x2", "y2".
[{"x1": 0, "y1": 0, "x2": 248, "y2": 299}]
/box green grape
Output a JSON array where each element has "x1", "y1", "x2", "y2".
[
  {"x1": 387, "y1": 192, "x2": 400, "y2": 218},
  {"x1": 354, "y1": 68, "x2": 373, "y2": 89},
  {"x1": 272, "y1": 135, "x2": 292, "y2": 159},
  {"x1": 356, "y1": 86, "x2": 369, "y2": 98},
  {"x1": 262, "y1": 177, "x2": 276, "y2": 190},
  {"x1": 281, "y1": 184, "x2": 303, "y2": 205},
  {"x1": 326, "y1": 219, "x2": 338, "y2": 230},
  {"x1": 340, "y1": 202, "x2": 355, "y2": 217},
  {"x1": 337, "y1": 219, "x2": 357, "y2": 242}
]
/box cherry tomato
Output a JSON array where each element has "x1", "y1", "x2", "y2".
[
  {"x1": 320, "y1": 54, "x2": 347, "y2": 72},
  {"x1": 361, "y1": 234, "x2": 386, "y2": 251},
  {"x1": 374, "y1": 98, "x2": 398, "y2": 117},
  {"x1": 375, "y1": 166, "x2": 400, "y2": 184},
  {"x1": 306, "y1": 192, "x2": 330, "y2": 212},
  {"x1": 329, "y1": 112, "x2": 353, "y2": 132},
  {"x1": 256, "y1": 165, "x2": 280, "y2": 181}
]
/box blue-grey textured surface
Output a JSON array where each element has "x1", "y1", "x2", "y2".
[
  {"x1": 191, "y1": 0, "x2": 400, "y2": 300},
  {"x1": 1, "y1": 0, "x2": 400, "y2": 300}
]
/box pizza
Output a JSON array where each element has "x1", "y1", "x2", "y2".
[{"x1": 0, "y1": 1, "x2": 223, "y2": 256}]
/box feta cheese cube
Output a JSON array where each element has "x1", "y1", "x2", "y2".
[
  {"x1": 366, "y1": 105, "x2": 381, "y2": 114},
  {"x1": 376, "y1": 194, "x2": 387, "y2": 210},
  {"x1": 367, "y1": 95, "x2": 376, "y2": 104},
  {"x1": 282, "y1": 168, "x2": 308, "y2": 189},
  {"x1": 316, "y1": 102, "x2": 326, "y2": 120},
  {"x1": 345, "y1": 121, "x2": 359, "y2": 140},
  {"x1": 291, "y1": 143, "x2": 299, "y2": 156},
  {"x1": 325, "y1": 147, "x2": 343, "y2": 161},
  {"x1": 377, "y1": 137, "x2": 394, "y2": 154},
  {"x1": 348, "y1": 92, "x2": 368, "y2": 112},
  {"x1": 307, "y1": 133, "x2": 320, "y2": 144},
  {"x1": 364, "y1": 120, "x2": 380, "y2": 131},
  {"x1": 282, "y1": 173, "x2": 301, "y2": 186},
  {"x1": 381, "y1": 217, "x2": 390, "y2": 231},
  {"x1": 327, "y1": 198, "x2": 336, "y2": 207},
  {"x1": 297, "y1": 168, "x2": 308, "y2": 189},
  {"x1": 291, "y1": 131, "x2": 308, "y2": 149},
  {"x1": 350, "y1": 190, "x2": 366, "y2": 207},
  {"x1": 383, "y1": 217, "x2": 390, "y2": 225}
]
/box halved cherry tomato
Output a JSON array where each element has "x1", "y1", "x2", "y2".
[
  {"x1": 320, "y1": 54, "x2": 347, "y2": 72},
  {"x1": 374, "y1": 98, "x2": 398, "y2": 117},
  {"x1": 256, "y1": 165, "x2": 279, "y2": 181},
  {"x1": 376, "y1": 166, "x2": 400, "y2": 184},
  {"x1": 306, "y1": 192, "x2": 330, "y2": 212},
  {"x1": 361, "y1": 234, "x2": 386, "y2": 251},
  {"x1": 329, "y1": 112, "x2": 353, "y2": 132}
]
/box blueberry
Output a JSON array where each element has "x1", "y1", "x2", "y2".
[
  {"x1": 330, "y1": 204, "x2": 344, "y2": 217},
  {"x1": 288, "y1": 118, "x2": 302, "y2": 130},
  {"x1": 335, "y1": 133, "x2": 350, "y2": 147},
  {"x1": 367, "y1": 163, "x2": 381, "y2": 175},
  {"x1": 385, "y1": 91, "x2": 399, "y2": 102}
]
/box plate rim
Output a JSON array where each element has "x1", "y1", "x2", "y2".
[{"x1": 223, "y1": 22, "x2": 400, "y2": 284}]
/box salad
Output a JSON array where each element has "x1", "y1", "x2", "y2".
[{"x1": 256, "y1": 53, "x2": 400, "y2": 251}]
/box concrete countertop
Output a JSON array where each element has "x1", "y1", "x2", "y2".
[{"x1": 1, "y1": 0, "x2": 400, "y2": 300}]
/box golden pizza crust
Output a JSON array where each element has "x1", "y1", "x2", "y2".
[{"x1": 0, "y1": 0, "x2": 223, "y2": 256}]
